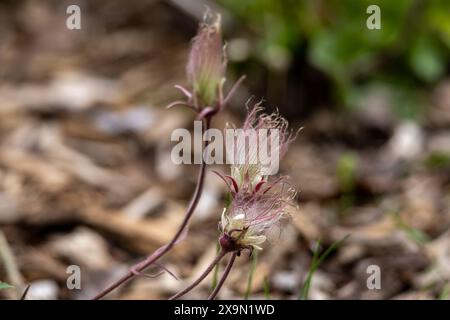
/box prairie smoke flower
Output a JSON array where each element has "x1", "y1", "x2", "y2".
[
  {"x1": 219, "y1": 175, "x2": 296, "y2": 253},
  {"x1": 216, "y1": 104, "x2": 298, "y2": 253},
  {"x1": 225, "y1": 103, "x2": 296, "y2": 193},
  {"x1": 168, "y1": 10, "x2": 245, "y2": 119},
  {"x1": 170, "y1": 174, "x2": 296, "y2": 300},
  {"x1": 187, "y1": 12, "x2": 225, "y2": 107}
]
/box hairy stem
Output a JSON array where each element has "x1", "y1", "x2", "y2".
[
  {"x1": 169, "y1": 250, "x2": 228, "y2": 300},
  {"x1": 92, "y1": 118, "x2": 211, "y2": 300},
  {"x1": 208, "y1": 251, "x2": 237, "y2": 300}
]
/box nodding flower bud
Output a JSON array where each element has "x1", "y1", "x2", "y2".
[
  {"x1": 219, "y1": 176, "x2": 296, "y2": 253},
  {"x1": 187, "y1": 12, "x2": 226, "y2": 107},
  {"x1": 216, "y1": 104, "x2": 298, "y2": 254},
  {"x1": 227, "y1": 103, "x2": 297, "y2": 193}
]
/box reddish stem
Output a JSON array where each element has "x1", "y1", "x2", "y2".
[
  {"x1": 92, "y1": 118, "x2": 211, "y2": 300},
  {"x1": 169, "y1": 250, "x2": 228, "y2": 300},
  {"x1": 208, "y1": 251, "x2": 237, "y2": 300},
  {"x1": 20, "y1": 284, "x2": 31, "y2": 300}
]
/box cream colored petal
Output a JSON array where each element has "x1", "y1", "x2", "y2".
[{"x1": 245, "y1": 235, "x2": 267, "y2": 245}]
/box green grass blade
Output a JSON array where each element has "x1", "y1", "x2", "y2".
[
  {"x1": 439, "y1": 284, "x2": 450, "y2": 300},
  {"x1": 263, "y1": 276, "x2": 271, "y2": 300},
  {"x1": 299, "y1": 235, "x2": 350, "y2": 300},
  {"x1": 244, "y1": 251, "x2": 258, "y2": 299},
  {"x1": 393, "y1": 213, "x2": 429, "y2": 245},
  {"x1": 299, "y1": 239, "x2": 321, "y2": 300},
  {"x1": 0, "y1": 281, "x2": 13, "y2": 290}
]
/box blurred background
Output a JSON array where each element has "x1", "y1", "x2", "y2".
[{"x1": 0, "y1": 0, "x2": 449, "y2": 299}]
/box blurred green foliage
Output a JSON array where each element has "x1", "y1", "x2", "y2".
[
  {"x1": 336, "y1": 153, "x2": 358, "y2": 211},
  {"x1": 219, "y1": 0, "x2": 450, "y2": 118},
  {"x1": 299, "y1": 235, "x2": 349, "y2": 300},
  {"x1": 439, "y1": 284, "x2": 450, "y2": 300},
  {"x1": 424, "y1": 152, "x2": 450, "y2": 169},
  {"x1": 0, "y1": 281, "x2": 13, "y2": 290},
  {"x1": 244, "y1": 250, "x2": 258, "y2": 299},
  {"x1": 263, "y1": 276, "x2": 271, "y2": 299},
  {"x1": 337, "y1": 153, "x2": 358, "y2": 193},
  {"x1": 393, "y1": 213, "x2": 430, "y2": 245}
]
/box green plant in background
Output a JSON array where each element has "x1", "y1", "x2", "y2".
[
  {"x1": 424, "y1": 152, "x2": 450, "y2": 170},
  {"x1": 218, "y1": 0, "x2": 450, "y2": 119},
  {"x1": 244, "y1": 250, "x2": 259, "y2": 299},
  {"x1": 336, "y1": 153, "x2": 358, "y2": 212},
  {"x1": 263, "y1": 276, "x2": 271, "y2": 299},
  {"x1": 299, "y1": 235, "x2": 349, "y2": 300},
  {"x1": 439, "y1": 284, "x2": 450, "y2": 300},
  {"x1": 393, "y1": 213, "x2": 429, "y2": 245},
  {"x1": 0, "y1": 281, "x2": 13, "y2": 290}
]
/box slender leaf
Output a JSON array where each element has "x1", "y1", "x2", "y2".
[
  {"x1": 393, "y1": 213, "x2": 429, "y2": 245},
  {"x1": 439, "y1": 284, "x2": 450, "y2": 300},
  {"x1": 263, "y1": 276, "x2": 271, "y2": 300},
  {"x1": 244, "y1": 251, "x2": 258, "y2": 299},
  {"x1": 0, "y1": 281, "x2": 13, "y2": 290},
  {"x1": 299, "y1": 235, "x2": 350, "y2": 300}
]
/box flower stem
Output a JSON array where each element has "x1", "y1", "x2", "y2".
[
  {"x1": 169, "y1": 250, "x2": 228, "y2": 300},
  {"x1": 92, "y1": 118, "x2": 211, "y2": 300},
  {"x1": 208, "y1": 252, "x2": 237, "y2": 300}
]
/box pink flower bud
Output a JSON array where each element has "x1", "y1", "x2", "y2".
[
  {"x1": 187, "y1": 13, "x2": 226, "y2": 107},
  {"x1": 220, "y1": 176, "x2": 296, "y2": 252}
]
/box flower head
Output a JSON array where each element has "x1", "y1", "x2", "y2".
[
  {"x1": 168, "y1": 10, "x2": 245, "y2": 119},
  {"x1": 187, "y1": 12, "x2": 226, "y2": 107},
  {"x1": 217, "y1": 104, "x2": 298, "y2": 253},
  {"x1": 226, "y1": 103, "x2": 297, "y2": 193},
  {"x1": 219, "y1": 175, "x2": 296, "y2": 253}
]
